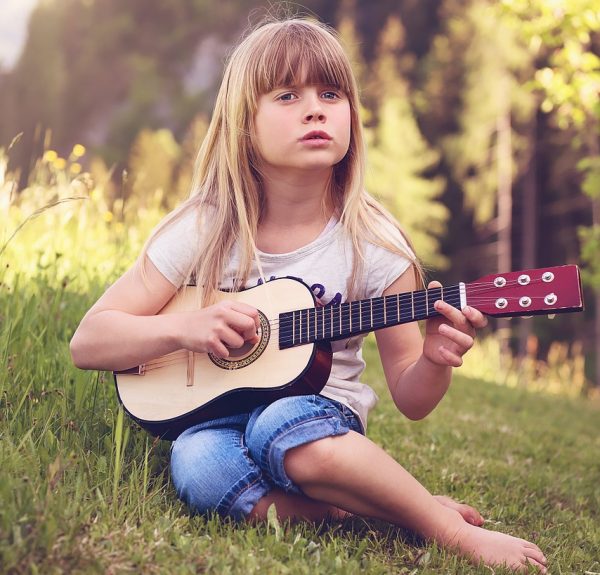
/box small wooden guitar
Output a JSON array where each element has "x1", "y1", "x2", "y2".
[{"x1": 114, "y1": 265, "x2": 583, "y2": 439}]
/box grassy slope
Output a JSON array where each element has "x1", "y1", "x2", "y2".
[{"x1": 1, "y1": 274, "x2": 599, "y2": 574}]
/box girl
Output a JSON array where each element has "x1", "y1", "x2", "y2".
[{"x1": 70, "y1": 17, "x2": 547, "y2": 573}]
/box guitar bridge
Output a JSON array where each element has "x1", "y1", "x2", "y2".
[{"x1": 114, "y1": 364, "x2": 146, "y2": 375}]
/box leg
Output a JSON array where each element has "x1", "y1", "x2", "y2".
[
  {"x1": 247, "y1": 488, "x2": 349, "y2": 522},
  {"x1": 244, "y1": 395, "x2": 362, "y2": 522},
  {"x1": 284, "y1": 431, "x2": 547, "y2": 573},
  {"x1": 170, "y1": 417, "x2": 271, "y2": 519}
]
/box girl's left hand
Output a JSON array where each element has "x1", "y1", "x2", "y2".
[{"x1": 423, "y1": 280, "x2": 488, "y2": 367}]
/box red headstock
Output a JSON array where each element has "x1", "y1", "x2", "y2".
[{"x1": 465, "y1": 265, "x2": 584, "y2": 317}]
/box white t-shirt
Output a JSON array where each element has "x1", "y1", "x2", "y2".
[{"x1": 147, "y1": 208, "x2": 412, "y2": 430}]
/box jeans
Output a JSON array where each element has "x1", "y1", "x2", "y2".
[{"x1": 170, "y1": 394, "x2": 363, "y2": 519}]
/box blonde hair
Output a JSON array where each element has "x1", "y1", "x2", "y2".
[{"x1": 142, "y1": 17, "x2": 421, "y2": 304}]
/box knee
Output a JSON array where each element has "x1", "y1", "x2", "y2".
[
  {"x1": 169, "y1": 431, "x2": 226, "y2": 514},
  {"x1": 284, "y1": 436, "x2": 337, "y2": 486}
]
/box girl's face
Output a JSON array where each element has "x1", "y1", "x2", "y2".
[{"x1": 254, "y1": 83, "x2": 351, "y2": 177}]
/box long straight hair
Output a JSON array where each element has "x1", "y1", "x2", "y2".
[{"x1": 142, "y1": 17, "x2": 421, "y2": 304}]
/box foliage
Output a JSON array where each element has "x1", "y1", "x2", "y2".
[
  {"x1": 365, "y1": 16, "x2": 448, "y2": 268},
  {"x1": 500, "y1": 0, "x2": 600, "y2": 289},
  {"x1": 1, "y1": 154, "x2": 599, "y2": 572}
]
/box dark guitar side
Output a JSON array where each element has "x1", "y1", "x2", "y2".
[{"x1": 115, "y1": 341, "x2": 333, "y2": 440}]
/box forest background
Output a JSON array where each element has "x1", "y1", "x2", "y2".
[{"x1": 1, "y1": 0, "x2": 599, "y2": 390}]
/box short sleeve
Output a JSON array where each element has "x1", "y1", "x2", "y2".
[
  {"x1": 363, "y1": 223, "x2": 415, "y2": 299},
  {"x1": 146, "y1": 209, "x2": 200, "y2": 288}
]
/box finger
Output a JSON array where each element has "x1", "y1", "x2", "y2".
[
  {"x1": 437, "y1": 346, "x2": 463, "y2": 367},
  {"x1": 462, "y1": 305, "x2": 488, "y2": 328},
  {"x1": 207, "y1": 335, "x2": 230, "y2": 358},
  {"x1": 229, "y1": 301, "x2": 260, "y2": 328},
  {"x1": 523, "y1": 556, "x2": 547, "y2": 573},
  {"x1": 427, "y1": 280, "x2": 443, "y2": 289},
  {"x1": 434, "y1": 299, "x2": 471, "y2": 329},
  {"x1": 438, "y1": 323, "x2": 474, "y2": 351},
  {"x1": 218, "y1": 327, "x2": 246, "y2": 350},
  {"x1": 223, "y1": 309, "x2": 260, "y2": 341}
]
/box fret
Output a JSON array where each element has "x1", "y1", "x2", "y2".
[
  {"x1": 372, "y1": 297, "x2": 386, "y2": 329},
  {"x1": 349, "y1": 302, "x2": 352, "y2": 331},
  {"x1": 399, "y1": 292, "x2": 413, "y2": 323},
  {"x1": 360, "y1": 299, "x2": 371, "y2": 331},
  {"x1": 383, "y1": 298, "x2": 387, "y2": 325},
  {"x1": 280, "y1": 283, "x2": 464, "y2": 349},
  {"x1": 330, "y1": 306, "x2": 334, "y2": 338},
  {"x1": 384, "y1": 295, "x2": 398, "y2": 327},
  {"x1": 445, "y1": 285, "x2": 462, "y2": 310},
  {"x1": 359, "y1": 301, "x2": 362, "y2": 331},
  {"x1": 427, "y1": 287, "x2": 443, "y2": 319},
  {"x1": 413, "y1": 290, "x2": 427, "y2": 321},
  {"x1": 342, "y1": 303, "x2": 351, "y2": 337},
  {"x1": 301, "y1": 308, "x2": 308, "y2": 344},
  {"x1": 351, "y1": 301, "x2": 361, "y2": 333}
]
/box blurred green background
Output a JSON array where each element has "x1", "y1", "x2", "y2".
[{"x1": 1, "y1": 0, "x2": 599, "y2": 390}]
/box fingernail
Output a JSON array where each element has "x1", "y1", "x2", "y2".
[{"x1": 463, "y1": 306, "x2": 471, "y2": 313}]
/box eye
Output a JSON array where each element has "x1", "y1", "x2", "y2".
[
  {"x1": 276, "y1": 92, "x2": 298, "y2": 102},
  {"x1": 321, "y1": 90, "x2": 341, "y2": 100}
]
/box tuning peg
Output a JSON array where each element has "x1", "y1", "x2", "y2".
[
  {"x1": 547, "y1": 314, "x2": 555, "y2": 320},
  {"x1": 522, "y1": 315, "x2": 532, "y2": 319}
]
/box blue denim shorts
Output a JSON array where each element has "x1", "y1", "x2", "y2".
[{"x1": 170, "y1": 394, "x2": 363, "y2": 519}]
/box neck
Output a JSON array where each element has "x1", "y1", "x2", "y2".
[
  {"x1": 259, "y1": 167, "x2": 333, "y2": 227},
  {"x1": 278, "y1": 284, "x2": 465, "y2": 349}
]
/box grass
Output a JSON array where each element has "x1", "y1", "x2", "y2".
[
  {"x1": 1, "y1": 160, "x2": 599, "y2": 573},
  {"x1": 1, "y1": 263, "x2": 599, "y2": 574}
]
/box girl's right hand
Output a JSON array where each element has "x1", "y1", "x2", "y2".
[{"x1": 176, "y1": 301, "x2": 260, "y2": 359}]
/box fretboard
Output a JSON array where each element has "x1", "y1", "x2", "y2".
[{"x1": 278, "y1": 284, "x2": 464, "y2": 349}]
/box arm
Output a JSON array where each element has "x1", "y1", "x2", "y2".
[
  {"x1": 374, "y1": 268, "x2": 487, "y2": 420},
  {"x1": 70, "y1": 257, "x2": 259, "y2": 372}
]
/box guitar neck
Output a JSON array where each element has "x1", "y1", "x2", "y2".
[{"x1": 278, "y1": 284, "x2": 465, "y2": 349}]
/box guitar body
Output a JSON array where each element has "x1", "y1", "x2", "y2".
[
  {"x1": 114, "y1": 265, "x2": 583, "y2": 440},
  {"x1": 115, "y1": 278, "x2": 332, "y2": 440}
]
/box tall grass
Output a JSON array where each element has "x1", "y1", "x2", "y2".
[{"x1": 1, "y1": 151, "x2": 599, "y2": 573}]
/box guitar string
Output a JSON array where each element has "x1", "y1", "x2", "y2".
[
  {"x1": 133, "y1": 293, "x2": 557, "y2": 372},
  {"x1": 265, "y1": 276, "x2": 557, "y2": 326},
  {"x1": 128, "y1": 278, "x2": 561, "y2": 371},
  {"x1": 267, "y1": 292, "x2": 555, "y2": 330}
]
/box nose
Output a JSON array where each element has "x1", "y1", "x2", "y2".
[
  {"x1": 303, "y1": 109, "x2": 325, "y2": 123},
  {"x1": 303, "y1": 96, "x2": 326, "y2": 123}
]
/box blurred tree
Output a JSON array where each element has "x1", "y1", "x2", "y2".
[
  {"x1": 128, "y1": 129, "x2": 180, "y2": 212},
  {"x1": 365, "y1": 16, "x2": 448, "y2": 268},
  {"x1": 500, "y1": 0, "x2": 600, "y2": 385}
]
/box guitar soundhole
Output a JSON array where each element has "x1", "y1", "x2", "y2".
[{"x1": 208, "y1": 310, "x2": 271, "y2": 370}]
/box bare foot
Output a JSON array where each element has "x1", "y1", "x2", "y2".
[
  {"x1": 434, "y1": 495, "x2": 484, "y2": 526},
  {"x1": 441, "y1": 509, "x2": 547, "y2": 573}
]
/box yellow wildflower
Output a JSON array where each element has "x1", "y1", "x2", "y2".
[
  {"x1": 43, "y1": 150, "x2": 58, "y2": 163},
  {"x1": 69, "y1": 163, "x2": 82, "y2": 175},
  {"x1": 103, "y1": 211, "x2": 114, "y2": 223},
  {"x1": 72, "y1": 144, "x2": 86, "y2": 158},
  {"x1": 54, "y1": 158, "x2": 67, "y2": 170}
]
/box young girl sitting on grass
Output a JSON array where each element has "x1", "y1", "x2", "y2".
[{"x1": 70, "y1": 17, "x2": 547, "y2": 573}]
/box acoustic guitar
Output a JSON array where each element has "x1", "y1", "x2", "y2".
[{"x1": 114, "y1": 265, "x2": 584, "y2": 439}]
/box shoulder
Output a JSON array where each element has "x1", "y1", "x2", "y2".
[
  {"x1": 358, "y1": 200, "x2": 416, "y2": 298},
  {"x1": 145, "y1": 201, "x2": 207, "y2": 287}
]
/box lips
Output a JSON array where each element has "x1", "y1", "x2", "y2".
[{"x1": 300, "y1": 131, "x2": 332, "y2": 141}]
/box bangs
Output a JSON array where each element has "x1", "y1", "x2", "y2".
[{"x1": 250, "y1": 21, "x2": 355, "y2": 96}]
